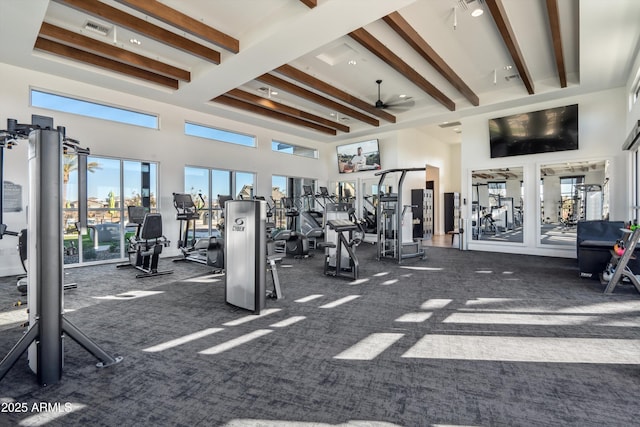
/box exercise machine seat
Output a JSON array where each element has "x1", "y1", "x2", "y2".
[{"x1": 140, "y1": 213, "x2": 164, "y2": 241}]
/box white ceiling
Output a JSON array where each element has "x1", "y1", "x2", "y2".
[{"x1": 1, "y1": 0, "x2": 639, "y2": 144}]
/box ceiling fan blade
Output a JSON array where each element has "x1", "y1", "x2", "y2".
[
  {"x1": 383, "y1": 99, "x2": 415, "y2": 111},
  {"x1": 373, "y1": 80, "x2": 415, "y2": 112}
]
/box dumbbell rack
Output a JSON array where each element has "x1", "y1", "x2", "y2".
[{"x1": 603, "y1": 227, "x2": 640, "y2": 294}]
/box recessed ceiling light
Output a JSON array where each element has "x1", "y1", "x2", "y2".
[
  {"x1": 129, "y1": 38, "x2": 141, "y2": 45},
  {"x1": 399, "y1": 94, "x2": 407, "y2": 99},
  {"x1": 471, "y1": 8, "x2": 483, "y2": 17},
  {"x1": 270, "y1": 91, "x2": 278, "y2": 96}
]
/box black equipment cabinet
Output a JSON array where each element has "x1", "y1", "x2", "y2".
[
  {"x1": 444, "y1": 192, "x2": 460, "y2": 233},
  {"x1": 411, "y1": 188, "x2": 433, "y2": 240}
]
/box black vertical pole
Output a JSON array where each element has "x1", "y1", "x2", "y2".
[
  {"x1": 32, "y1": 129, "x2": 63, "y2": 386},
  {"x1": 141, "y1": 162, "x2": 150, "y2": 211}
]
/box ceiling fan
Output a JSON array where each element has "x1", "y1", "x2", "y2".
[{"x1": 373, "y1": 79, "x2": 415, "y2": 111}]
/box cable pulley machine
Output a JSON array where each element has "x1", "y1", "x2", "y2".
[{"x1": 0, "y1": 117, "x2": 122, "y2": 386}]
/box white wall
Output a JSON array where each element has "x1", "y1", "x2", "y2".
[
  {"x1": 625, "y1": 50, "x2": 640, "y2": 220},
  {"x1": 325, "y1": 127, "x2": 459, "y2": 235},
  {"x1": 626, "y1": 51, "x2": 640, "y2": 132},
  {"x1": 461, "y1": 87, "x2": 628, "y2": 257},
  {"x1": 0, "y1": 63, "x2": 330, "y2": 275}
]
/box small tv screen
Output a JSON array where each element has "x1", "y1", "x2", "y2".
[
  {"x1": 337, "y1": 139, "x2": 381, "y2": 174},
  {"x1": 489, "y1": 104, "x2": 578, "y2": 158}
]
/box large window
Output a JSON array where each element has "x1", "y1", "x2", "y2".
[
  {"x1": 31, "y1": 89, "x2": 158, "y2": 129},
  {"x1": 183, "y1": 167, "x2": 255, "y2": 238},
  {"x1": 185, "y1": 122, "x2": 256, "y2": 147},
  {"x1": 272, "y1": 176, "x2": 287, "y2": 229},
  {"x1": 63, "y1": 155, "x2": 158, "y2": 265},
  {"x1": 269, "y1": 175, "x2": 317, "y2": 231}
]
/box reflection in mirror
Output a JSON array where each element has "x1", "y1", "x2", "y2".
[
  {"x1": 539, "y1": 160, "x2": 608, "y2": 246},
  {"x1": 471, "y1": 167, "x2": 524, "y2": 243},
  {"x1": 334, "y1": 181, "x2": 356, "y2": 204},
  {"x1": 360, "y1": 179, "x2": 382, "y2": 235}
]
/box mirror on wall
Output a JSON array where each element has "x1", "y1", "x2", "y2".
[
  {"x1": 334, "y1": 181, "x2": 356, "y2": 204},
  {"x1": 539, "y1": 160, "x2": 609, "y2": 246},
  {"x1": 471, "y1": 167, "x2": 524, "y2": 243}
]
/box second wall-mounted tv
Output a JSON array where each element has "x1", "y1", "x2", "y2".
[
  {"x1": 489, "y1": 104, "x2": 578, "y2": 158},
  {"x1": 337, "y1": 139, "x2": 381, "y2": 174}
]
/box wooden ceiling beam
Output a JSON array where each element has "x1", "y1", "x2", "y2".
[
  {"x1": 34, "y1": 37, "x2": 179, "y2": 89},
  {"x1": 113, "y1": 0, "x2": 239, "y2": 53},
  {"x1": 299, "y1": 0, "x2": 317, "y2": 8},
  {"x1": 349, "y1": 28, "x2": 455, "y2": 111},
  {"x1": 52, "y1": 0, "x2": 221, "y2": 64},
  {"x1": 257, "y1": 73, "x2": 380, "y2": 127},
  {"x1": 545, "y1": 0, "x2": 567, "y2": 88},
  {"x1": 212, "y1": 94, "x2": 337, "y2": 136},
  {"x1": 382, "y1": 12, "x2": 479, "y2": 107},
  {"x1": 39, "y1": 22, "x2": 190, "y2": 81},
  {"x1": 485, "y1": 0, "x2": 535, "y2": 94},
  {"x1": 275, "y1": 64, "x2": 396, "y2": 123},
  {"x1": 226, "y1": 89, "x2": 349, "y2": 132}
]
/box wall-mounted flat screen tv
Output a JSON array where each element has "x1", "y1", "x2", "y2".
[
  {"x1": 337, "y1": 139, "x2": 381, "y2": 174},
  {"x1": 489, "y1": 104, "x2": 578, "y2": 158}
]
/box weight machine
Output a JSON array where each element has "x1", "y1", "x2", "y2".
[
  {"x1": 319, "y1": 218, "x2": 361, "y2": 280},
  {"x1": 375, "y1": 168, "x2": 426, "y2": 263},
  {"x1": 0, "y1": 118, "x2": 121, "y2": 386},
  {"x1": 225, "y1": 199, "x2": 282, "y2": 314}
]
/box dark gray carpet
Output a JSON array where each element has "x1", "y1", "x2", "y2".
[{"x1": 1, "y1": 245, "x2": 639, "y2": 427}]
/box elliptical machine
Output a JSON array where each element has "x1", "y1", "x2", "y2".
[
  {"x1": 172, "y1": 192, "x2": 224, "y2": 270},
  {"x1": 272, "y1": 197, "x2": 309, "y2": 257}
]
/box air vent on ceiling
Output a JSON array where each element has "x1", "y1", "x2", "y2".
[
  {"x1": 83, "y1": 20, "x2": 112, "y2": 36},
  {"x1": 316, "y1": 43, "x2": 358, "y2": 66},
  {"x1": 438, "y1": 121, "x2": 462, "y2": 128},
  {"x1": 458, "y1": 0, "x2": 484, "y2": 10},
  {"x1": 505, "y1": 74, "x2": 521, "y2": 82}
]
